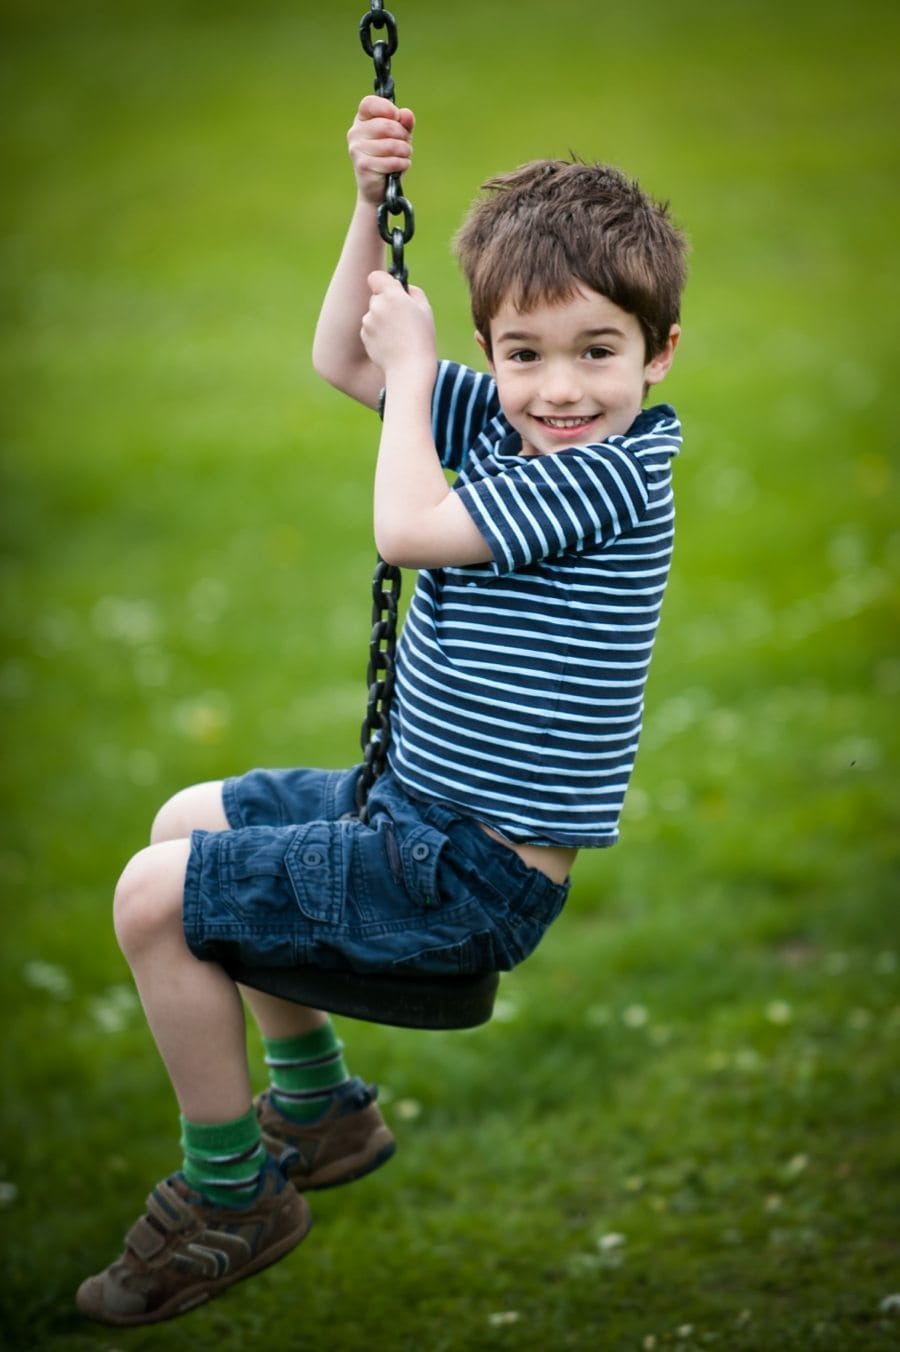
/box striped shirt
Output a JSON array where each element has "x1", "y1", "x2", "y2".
[{"x1": 387, "y1": 359, "x2": 682, "y2": 847}]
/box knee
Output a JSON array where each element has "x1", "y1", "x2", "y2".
[
  {"x1": 151, "y1": 781, "x2": 226, "y2": 844},
  {"x1": 113, "y1": 841, "x2": 188, "y2": 961}
]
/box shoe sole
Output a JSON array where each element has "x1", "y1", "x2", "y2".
[{"x1": 77, "y1": 1195, "x2": 312, "y2": 1327}]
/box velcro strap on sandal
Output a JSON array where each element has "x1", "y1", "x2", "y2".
[
  {"x1": 125, "y1": 1179, "x2": 199, "y2": 1260},
  {"x1": 145, "y1": 1179, "x2": 197, "y2": 1233},
  {"x1": 125, "y1": 1214, "x2": 168, "y2": 1261}
]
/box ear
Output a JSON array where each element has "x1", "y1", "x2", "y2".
[
  {"x1": 644, "y1": 324, "x2": 680, "y2": 387},
  {"x1": 475, "y1": 330, "x2": 495, "y2": 371}
]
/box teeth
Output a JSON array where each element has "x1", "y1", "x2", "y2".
[{"x1": 540, "y1": 416, "x2": 592, "y2": 428}]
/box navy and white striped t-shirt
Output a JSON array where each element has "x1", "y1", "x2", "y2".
[{"x1": 387, "y1": 359, "x2": 682, "y2": 848}]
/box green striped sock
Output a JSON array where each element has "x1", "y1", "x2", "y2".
[
  {"x1": 263, "y1": 1021, "x2": 350, "y2": 1123},
  {"x1": 179, "y1": 1108, "x2": 267, "y2": 1207}
]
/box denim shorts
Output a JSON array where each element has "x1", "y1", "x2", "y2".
[{"x1": 183, "y1": 765, "x2": 570, "y2": 976}]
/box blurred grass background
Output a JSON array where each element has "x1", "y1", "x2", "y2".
[{"x1": 1, "y1": 1, "x2": 898, "y2": 1349}]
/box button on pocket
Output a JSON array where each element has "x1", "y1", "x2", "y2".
[
  {"x1": 398, "y1": 824, "x2": 446, "y2": 908},
  {"x1": 285, "y1": 826, "x2": 345, "y2": 926}
]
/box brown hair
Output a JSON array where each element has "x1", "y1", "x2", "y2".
[{"x1": 454, "y1": 159, "x2": 688, "y2": 359}]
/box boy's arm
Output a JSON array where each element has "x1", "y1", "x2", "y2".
[
  {"x1": 312, "y1": 96, "x2": 415, "y2": 410},
  {"x1": 361, "y1": 272, "x2": 493, "y2": 569}
]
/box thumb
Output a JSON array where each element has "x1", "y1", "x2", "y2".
[{"x1": 367, "y1": 269, "x2": 402, "y2": 296}]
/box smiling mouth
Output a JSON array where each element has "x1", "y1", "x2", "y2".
[{"x1": 535, "y1": 415, "x2": 599, "y2": 428}]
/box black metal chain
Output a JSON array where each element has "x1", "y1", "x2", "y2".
[
  {"x1": 358, "y1": 1, "x2": 415, "y2": 290},
  {"x1": 355, "y1": 3, "x2": 414, "y2": 816}
]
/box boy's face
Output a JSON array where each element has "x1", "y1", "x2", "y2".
[{"x1": 479, "y1": 286, "x2": 679, "y2": 458}]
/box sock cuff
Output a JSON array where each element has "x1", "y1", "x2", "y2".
[
  {"x1": 263, "y1": 1022, "x2": 343, "y2": 1064},
  {"x1": 179, "y1": 1107, "x2": 259, "y2": 1155}
]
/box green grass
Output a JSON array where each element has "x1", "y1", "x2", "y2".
[{"x1": 2, "y1": 0, "x2": 898, "y2": 1348}]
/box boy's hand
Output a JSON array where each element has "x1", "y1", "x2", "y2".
[
  {"x1": 348, "y1": 95, "x2": 415, "y2": 206},
  {"x1": 361, "y1": 271, "x2": 436, "y2": 379}
]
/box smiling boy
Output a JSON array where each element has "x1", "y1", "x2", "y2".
[
  {"x1": 76, "y1": 95, "x2": 687, "y2": 1327},
  {"x1": 318, "y1": 94, "x2": 687, "y2": 876}
]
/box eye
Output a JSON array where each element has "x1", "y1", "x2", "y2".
[
  {"x1": 509, "y1": 349, "x2": 539, "y2": 364},
  {"x1": 585, "y1": 345, "x2": 614, "y2": 360}
]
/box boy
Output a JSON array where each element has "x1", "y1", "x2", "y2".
[{"x1": 77, "y1": 94, "x2": 686, "y2": 1325}]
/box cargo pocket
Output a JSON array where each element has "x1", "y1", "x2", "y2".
[
  {"x1": 397, "y1": 822, "x2": 447, "y2": 909},
  {"x1": 284, "y1": 824, "x2": 348, "y2": 926}
]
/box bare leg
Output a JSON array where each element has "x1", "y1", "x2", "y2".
[
  {"x1": 150, "y1": 782, "x2": 327, "y2": 1040},
  {"x1": 114, "y1": 839, "x2": 251, "y2": 1122}
]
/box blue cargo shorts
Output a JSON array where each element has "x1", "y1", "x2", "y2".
[{"x1": 183, "y1": 765, "x2": 570, "y2": 977}]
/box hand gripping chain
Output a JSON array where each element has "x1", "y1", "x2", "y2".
[{"x1": 356, "y1": 4, "x2": 414, "y2": 816}]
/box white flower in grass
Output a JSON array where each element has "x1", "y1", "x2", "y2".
[
  {"x1": 879, "y1": 1294, "x2": 900, "y2": 1314},
  {"x1": 491, "y1": 998, "x2": 519, "y2": 1023},
  {"x1": 487, "y1": 1311, "x2": 521, "y2": 1327},
  {"x1": 622, "y1": 1003, "x2": 649, "y2": 1029},
  {"x1": 0, "y1": 1182, "x2": 18, "y2": 1208},
  {"x1": 394, "y1": 1098, "x2": 422, "y2": 1121},
  {"x1": 173, "y1": 691, "x2": 231, "y2": 744},
  {"x1": 90, "y1": 985, "x2": 139, "y2": 1033},
  {"x1": 92, "y1": 595, "x2": 159, "y2": 645},
  {"x1": 765, "y1": 999, "x2": 793, "y2": 1025},
  {"x1": 23, "y1": 961, "x2": 72, "y2": 1001},
  {"x1": 597, "y1": 1232, "x2": 626, "y2": 1251},
  {"x1": 783, "y1": 1153, "x2": 809, "y2": 1179},
  {"x1": 624, "y1": 786, "x2": 650, "y2": 819},
  {"x1": 566, "y1": 1251, "x2": 602, "y2": 1275}
]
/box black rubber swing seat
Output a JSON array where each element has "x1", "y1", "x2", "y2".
[{"x1": 226, "y1": 958, "x2": 500, "y2": 1031}]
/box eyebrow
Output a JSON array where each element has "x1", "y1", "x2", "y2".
[{"x1": 494, "y1": 326, "x2": 627, "y2": 344}]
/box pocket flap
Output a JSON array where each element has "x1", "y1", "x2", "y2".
[{"x1": 398, "y1": 823, "x2": 446, "y2": 907}]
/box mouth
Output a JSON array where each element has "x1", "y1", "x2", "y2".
[{"x1": 533, "y1": 414, "x2": 600, "y2": 431}]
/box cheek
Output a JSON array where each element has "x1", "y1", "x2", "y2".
[
  {"x1": 496, "y1": 379, "x2": 529, "y2": 412},
  {"x1": 601, "y1": 375, "x2": 638, "y2": 406}
]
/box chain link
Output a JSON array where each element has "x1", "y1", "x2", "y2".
[{"x1": 355, "y1": 4, "x2": 414, "y2": 816}]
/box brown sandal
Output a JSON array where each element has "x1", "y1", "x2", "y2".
[{"x1": 76, "y1": 1158, "x2": 311, "y2": 1326}]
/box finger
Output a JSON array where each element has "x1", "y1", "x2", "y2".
[
  {"x1": 348, "y1": 121, "x2": 412, "y2": 163},
  {"x1": 357, "y1": 119, "x2": 412, "y2": 149},
  {"x1": 358, "y1": 94, "x2": 409, "y2": 123},
  {"x1": 358, "y1": 132, "x2": 412, "y2": 161},
  {"x1": 367, "y1": 270, "x2": 402, "y2": 295}
]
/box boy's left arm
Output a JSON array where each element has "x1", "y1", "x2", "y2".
[{"x1": 361, "y1": 271, "x2": 493, "y2": 569}]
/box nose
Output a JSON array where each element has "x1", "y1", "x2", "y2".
[{"x1": 540, "y1": 360, "x2": 581, "y2": 406}]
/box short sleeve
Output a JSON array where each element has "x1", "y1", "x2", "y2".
[
  {"x1": 431, "y1": 361, "x2": 504, "y2": 472},
  {"x1": 455, "y1": 442, "x2": 651, "y2": 573}
]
